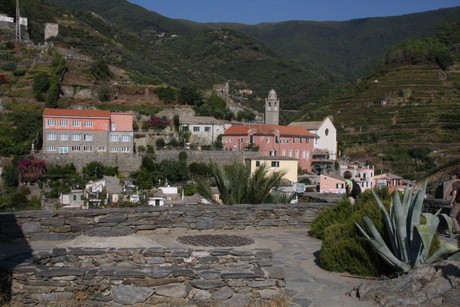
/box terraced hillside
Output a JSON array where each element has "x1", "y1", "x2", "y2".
[{"x1": 317, "y1": 64, "x2": 460, "y2": 178}]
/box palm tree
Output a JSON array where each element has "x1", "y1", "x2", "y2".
[{"x1": 196, "y1": 161, "x2": 286, "y2": 205}]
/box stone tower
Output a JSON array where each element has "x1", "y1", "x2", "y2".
[{"x1": 264, "y1": 89, "x2": 280, "y2": 125}]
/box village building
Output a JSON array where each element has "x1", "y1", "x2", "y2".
[
  {"x1": 340, "y1": 162, "x2": 375, "y2": 191},
  {"x1": 250, "y1": 156, "x2": 299, "y2": 184},
  {"x1": 289, "y1": 116, "x2": 337, "y2": 174},
  {"x1": 374, "y1": 173, "x2": 404, "y2": 193},
  {"x1": 179, "y1": 115, "x2": 231, "y2": 146},
  {"x1": 222, "y1": 124, "x2": 315, "y2": 171},
  {"x1": 319, "y1": 173, "x2": 346, "y2": 194},
  {"x1": 42, "y1": 108, "x2": 133, "y2": 155}
]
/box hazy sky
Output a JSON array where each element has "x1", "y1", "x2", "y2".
[{"x1": 128, "y1": 0, "x2": 460, "y2": 24}]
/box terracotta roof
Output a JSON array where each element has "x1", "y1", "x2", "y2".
[
  {"x1": 224, "y1": 124, "x2": 315, "y2": 137},
  {"x1": 180, "y1": 116, "x2": 229, "y2": 125},
  {"x1": 43, "y1": 108, "x2": 111, "y2": 118}
]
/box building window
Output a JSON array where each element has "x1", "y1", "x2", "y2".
[
  {"x1": 110, "y1": 147, "x2": 119, "y2": 152},
  {"x1": 271, "y1": 161, "x2": 280, "y2": 168},
  {"x1": 325, "y1": 128, "x2": 329, "y2": 136},
  {"x1": 60, "y1": 133, "x2": 69, "y2": 141},
  {"x1": 193, "y1": 127, "x2": 200, "y2": 132},
  {"x1": 84, "y1": 120, "x2": 93, "y2": 127},
  {"x1": 58, "y1": 146, "x2": 68, "y2": 154},
  {"x1": 256, "y1": 161, "x2": 260, "y2": 167},
  {"x1": 83, "y1": 146, "x2": 92, "y2": 152},
  {"x1": 266, "y1": 138, "x2": 270, "y2": 144},
  {"x1": 60, "y1": 120, "x2": 68, "y2": 126},
  {"x1": 306, "y1": 151, "x2": 310, "y2": 160},
  {"x1": 84, "y1": 134, "x2": 93, "y2": 141},
  {"x1": 47, "y1": 145, "x2": 56, "y2": 151},
  {"x1": 300, "y1": 137, "x2": 303, "y2": 143},
  {"x1": 295, "y1": 150, "x2": 299, "y2": 159},
  {"x1": 306, "y1": 138, "x2": 310, "y2": 144},
  {"x1": 240, "y1": 137, "x2": 244, "y2": 143},
  {"x1": 47, "y1": 133, "x2": 57, "y2": 140},
  {"x1": 249, "y1": 135, "x2": 254, "y2": 144},
  {"x1": 71, "y1": 146, "x2": 81, "y2": 151},
  {"x1": 288, "y1": 150, "x2": 293, "y2": 157},
  {"x1": 97, "y1": 146, "x2": 106, "y2": 152},
  {"x1": 293, "y1": 137, "x2": 296, "y2": 143},
  {"x1": 336, "y1": 183, "x2": 344, "y2": 189},
  {"x1": 302, "y1": 150, "x2": 306, "y2": 159},
  {"x1": 275, "y1": 135, "x2": 279, "y2": 143},
  {"x1": 110, "y1": 134, "x2": 118, "y2": 142},
  {"x1": 72, "y1": 134, "x2": 81, "y2": 141},
  {"x1": 282, "y1": 149, "x2": 286, "y2": 156},
  {"x1": 111, "y1": 123, "x2": 116, "y2": 131},
  {"x1": 121, "y1": 147, "x2": 130, "y2": 152},
  {"x1": 72, "y1": 120, "x2": 81, "y2": 127},
  {"x1": 269, "y1": 150, "x2": 276, "y2": 156},
  {"x1": 205, "y1": 127, "x2": 211, "y2": 132},
  {"x1": 47, "y1": 119, "x2": 56, "y2": 126}
]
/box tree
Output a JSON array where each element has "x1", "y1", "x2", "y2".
[
  {"x1": 82, "y1": 161, "x2": 117, "y2": 181},
  {"x1": 32, "y1": 72, "x2": 50, "y2": 101},
  {"x1": 90, "y1": 59, "x2": 112, "y2": 81},
  {"x1": 97, "y1": 86, "x2": 111, "y2": 102},
  {"x1": 196, "y1": 162, "x2": 286, "y2": 205},
  {"x1": 179, "y1": 85, "x2": 203, "y2": 106},
  {"x1": 17, "y1": 156, "x2": 46, "y2": 183},
  {"x1": 154, "y1": 86, "x2": 177, "y2": 103}
]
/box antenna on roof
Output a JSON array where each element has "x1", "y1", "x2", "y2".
[{"x1": 15, "y1": 0, "x2": 21, "y2": 41}]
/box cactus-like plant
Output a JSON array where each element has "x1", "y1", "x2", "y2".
[{"x1": 355, "y1": 183, "x2": 459, "y2": 272}]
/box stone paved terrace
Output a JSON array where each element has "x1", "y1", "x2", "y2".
[{"x1": 1, "y1": 227, "x2": 377, "y2": 306}]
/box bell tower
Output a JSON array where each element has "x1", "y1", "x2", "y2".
[{"x1": 264, "y1": 89, "x2": 279, "y2": 125}]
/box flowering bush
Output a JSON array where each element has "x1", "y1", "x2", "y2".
[
  {"x1": 148, "y1": 116, "x2": 170, "y2": 130},
  {"x1": 17, "y1": 156, "x2": 46, "y2": 183}
]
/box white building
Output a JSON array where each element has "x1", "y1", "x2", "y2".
[
  {"x1": 179, "y1": 116, "x2": 231, "y2": 146},
  {"x1": 289, "y1": 116, "x2": 337, "y2": 160}
]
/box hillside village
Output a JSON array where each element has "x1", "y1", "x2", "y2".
[
  {"x1": 1, "y1": 2, "x2": 460, "y2": 307},
  {"x1": 0, "y1": 8, "x2": 455, "y2": 210}
]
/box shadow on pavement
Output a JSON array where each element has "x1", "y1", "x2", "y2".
[{"x1": 0, "y1": 213, "x2": 33, "y2": 305}]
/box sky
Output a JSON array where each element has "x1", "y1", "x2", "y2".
[{"x1": 128, "y1": 0, "x2": 460, "y2": 24}]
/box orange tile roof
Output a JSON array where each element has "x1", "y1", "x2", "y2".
[
  {"x1": 224, "y1": 124, "x2": 315, "y2": 137},
  {"x1": 43, "y1": 108, "x2": 111, "y2": 118}
]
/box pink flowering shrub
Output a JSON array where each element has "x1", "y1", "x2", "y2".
[
  {"x1": 148, "y1": 116, "x2": 170, "y2": 130},
  {"x1": 17, "y1": 156, "x2": 46, "y2": 183}
]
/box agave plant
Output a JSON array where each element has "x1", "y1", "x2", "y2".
[{"x1": 355, "y1": 182, "x2": 459, "y2": 272}]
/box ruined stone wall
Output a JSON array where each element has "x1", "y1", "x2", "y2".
[
  {"x1": 0, "y1": 203, "x2": 327, "y2": 241},
  {"x1": 7, "y1": 247, "x2": 283, "y2": 306}
]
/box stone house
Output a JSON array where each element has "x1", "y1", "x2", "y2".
[
  {"x1": 179, "y1": 116, "x2": 231, "y2": 146},
  {"x1": 222, "y1": 124, "x2": 315, "y2": 171},
  {"x1": 59, "y1": 189, "x2": 85, "y2": 208},
  {"x1": 42, "y1": 108, "x2": 133, "y2": 155}
]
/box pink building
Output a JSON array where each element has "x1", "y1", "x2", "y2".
[
  {"x1": 222, "y1": 124, "x2": 315, "y2": 171},
  {"x1": 374, "y1": 173, "x2": 404, "y2": 193},
  {"x1": 42, "y1": 108, "x2": 133, "y2": 154},
  {"x1": 319, "y1": 174, "x2": 345, "y2": 194}
]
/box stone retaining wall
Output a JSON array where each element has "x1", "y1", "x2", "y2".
[
  {"x1": 0, "y1": 203, "x2": 327, "y2": 241},
  {"x1": 6, "y1": 247, "x2": 284, "y2": 306}
]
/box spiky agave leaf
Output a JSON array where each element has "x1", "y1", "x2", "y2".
[
  {"x1": 426, "y1": 243, "x2": 459, "y2": 264},
  {"x1": 355, "y1": 221, "x2": 411, "y2": 272},
  {"x1": 371, "y1": 190, "x2": 397, "y2": 253},
  {"x1": 407, "y1": 182, "x2": 426, "y2": 241},
  {"x1": 392, "y1": 189, "x2": 409, "y2": 262}
]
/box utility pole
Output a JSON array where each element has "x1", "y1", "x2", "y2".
[{"x1": 15, "y1": 0, "x2": 21, "y2": 41}]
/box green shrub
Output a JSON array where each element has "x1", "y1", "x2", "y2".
[
  {"x1": 13, "y1": 69, "x2": 26, "y2": 76},
  {"x1": 312, "y1": 188, "x2": 394, "y2": 277}
]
